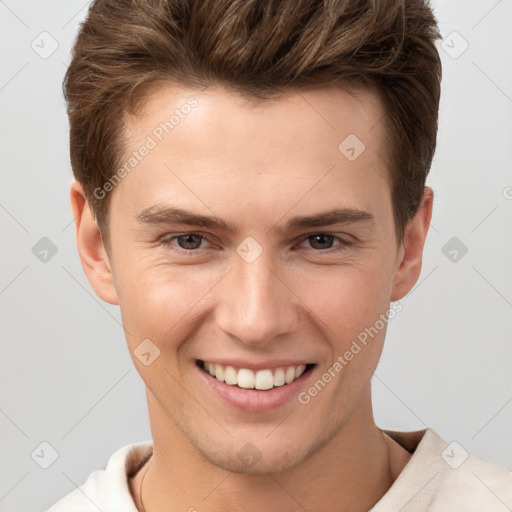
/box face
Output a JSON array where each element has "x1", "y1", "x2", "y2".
[{"x1": 76, "y1": 83, "x2": 427, "y2": 474}]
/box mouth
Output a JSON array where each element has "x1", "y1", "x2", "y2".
[{"x1": 196, "y1": 359, "x2": 316, "y2": 391}]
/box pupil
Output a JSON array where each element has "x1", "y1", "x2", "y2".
[
  {"x1": 179, "y1": 234, "x2": 201, "y2": 249},
  {"x1": 311, "y1": 234, "x2": 332, "y2": 249}
]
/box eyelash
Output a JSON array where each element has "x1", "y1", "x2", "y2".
[{"x1": 159, "y1": 232, "x2": 353, "y2": 255}]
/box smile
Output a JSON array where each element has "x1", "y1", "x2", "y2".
[{"x1": 198, "y1": 360, "x2": 315, "y2": 391}]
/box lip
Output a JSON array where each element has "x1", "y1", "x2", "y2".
[{"x1": 195, "y1": 359, "x2": 316, "y2": 412}]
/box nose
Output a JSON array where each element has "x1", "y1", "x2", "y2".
[{"x1": 215, "y1": 248, "x2": 298, "y2": 348}]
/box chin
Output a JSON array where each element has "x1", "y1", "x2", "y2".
[
  {"x1": 188, "y1": 420, "x2": 337, "y2": 476},
  {"x1": 197, "y1": 444, "x2": 309, "y2": 475}
]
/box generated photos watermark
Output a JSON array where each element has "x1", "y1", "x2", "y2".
[
  {"x1": 93, "y1": 96, "x2": 198, "y2": 200},
  {"x1": 298, "y1": 301, "x2": 403, "y2": 405}
]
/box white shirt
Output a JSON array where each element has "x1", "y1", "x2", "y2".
[{"x1": 46, "y1": 428, "x2": 512, "y2": 511}]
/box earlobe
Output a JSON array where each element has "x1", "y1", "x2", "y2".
[
  {"x1": 70, "y1": 181, "x2": 119, "y2": 305},
  {"x1": 390, "y1": 187, "x2": 434, "y2": 302}
]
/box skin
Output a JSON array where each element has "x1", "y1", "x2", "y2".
[{"x1": 71, "y1": 83, "x2": 433, "y2": 512}]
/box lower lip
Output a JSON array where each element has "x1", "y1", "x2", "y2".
[{"x1": 196, "y1": 363, "x2": 315, "y2": 412}]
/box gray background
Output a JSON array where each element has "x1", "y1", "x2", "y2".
[{"x1": 1, "y1": 1, "x2": 511, "y2": 511}]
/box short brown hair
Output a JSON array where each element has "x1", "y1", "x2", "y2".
[{"x1": 64, "y1": 0, "x2": 442, "y2": 247}]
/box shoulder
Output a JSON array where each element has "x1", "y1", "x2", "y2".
[
  {"x1": 432, "y1": 451, "x2": 512, "y2": 510},
  {"x1": 45, "y1": 441, "x2": 153, "y2": 512},
  {"x1": 372, "y1": 428, "x2": 512, "y2": 511}
]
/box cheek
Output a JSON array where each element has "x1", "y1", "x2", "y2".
[
  {"x1": 113, "y1": 245, "x2": 396, "y2": 356},
  {"x1": 298, "y1": 260, "x2": 393, "y2": 334},
  {"x1": 114, "y1": 261, "x2": 221, "y2": 348}
]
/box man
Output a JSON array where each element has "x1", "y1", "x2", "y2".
[{"x1": 48, "y1": 0, "x2": 512, "y2": 510}]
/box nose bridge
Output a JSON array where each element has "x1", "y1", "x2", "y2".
[{"x1": 217, "y1": 248, "x2": 296, "y2": 346}]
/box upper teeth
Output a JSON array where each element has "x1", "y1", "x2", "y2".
[{"x1": 203, "y1": 361, "x2": 307, "y2": 390}]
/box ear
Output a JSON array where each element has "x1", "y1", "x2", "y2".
[
  {"x1": 391, "y1": 187, "x2": 434, "y2": 301},
  {"x1": 70, "y1": 181, "x2": 119, "y2": 305}
]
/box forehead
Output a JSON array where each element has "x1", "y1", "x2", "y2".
[
  {"x1": 124, "y1": 81, "x2": 387, "y2": 163},
  {"x1": 133, "y1": 83, "x2": 384, "y2": 138},
  {"x1": 114, "y1": 82, "x2": 391, "y2": 225}
]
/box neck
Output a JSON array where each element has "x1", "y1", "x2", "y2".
[{"x1": 132, "y1": 386, "x2": 410, "y2": 512}]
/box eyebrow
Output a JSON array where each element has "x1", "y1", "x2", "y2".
[{"x1": 136, "y1": 206, "x2": 375, "y2": 233}]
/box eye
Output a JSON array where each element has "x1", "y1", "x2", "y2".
[
  {"x1": 161, "y1": 233, "x2": 210, "y2": 251},
  {"x1": 299, "y1": 233, "x2": 352, "y2": 251},
  {"x1": 159, "y1": 232, "x2": 353, "y2": 255}
]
